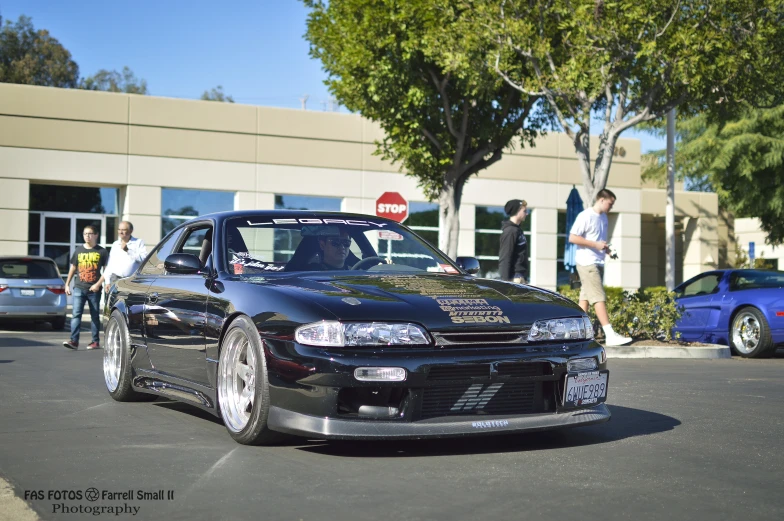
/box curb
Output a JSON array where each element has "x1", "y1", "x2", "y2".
[{"x1": 604, "y1": 343, "x2": 731, "y2": 359}]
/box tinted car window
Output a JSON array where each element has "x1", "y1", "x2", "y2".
[
  {"x1": 139, "y1": 229, "x2": 183, "y2": 276},
  {"x1": 0, "y1": 259, "x2": 60, "y2": 279},
  {"x1": 730, "y1": 270, "x2": 784, "y2": 290},
  {"x1": 679, "y1": 274, "x2": 721, "y2": 297}
]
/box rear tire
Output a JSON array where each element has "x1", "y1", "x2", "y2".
[
  {"x1": 51, "y1": 316, "x2": 66, "y2": 330},
  {"x1": 217, "y1": 315, "x2": 285, "y2": 445},
  {"x1": 104, "y1": 310, "x2": 156, "y2": 401},
  {"x1": 730, "y1": 307, "x2": 774, "y2": 358}
]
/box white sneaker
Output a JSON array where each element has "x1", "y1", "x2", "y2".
[{"x1": 604, "y1": 332, "x2": 632, "y2": 347}]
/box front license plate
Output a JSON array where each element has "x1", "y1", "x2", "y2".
[
  {"x1": 20, "y1": 289, "x2": 35, "y2": 296},
  {"x1": 563, "y1": 371, "x2": 609, "y2": 407}
]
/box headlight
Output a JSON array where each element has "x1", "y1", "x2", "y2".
[
  {"x1": 528, "y1": 316, "x2": 594, "y2": 341},
  {"x1": 295, "y1": 321, "x2": 430, "y2": 347}
]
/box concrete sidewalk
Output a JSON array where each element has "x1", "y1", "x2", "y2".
[{"x1": 604, "y1": 343, "x2": 731, "y2": 359}]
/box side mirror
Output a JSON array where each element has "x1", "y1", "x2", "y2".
[
  {"x1": 164, "y1": 253, "x2": 202, "y2": 275},
  {"x1": 455, "y1": 256, "x2": 480, "y2": 275}
]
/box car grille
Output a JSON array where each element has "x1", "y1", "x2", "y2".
[
  {"x1": 420, "y1": 382, "x2": 539, "y2": 419},
  {"x1": 431, "y1": 329, "x2": 530, "y2": 346},
  {"x1": 427, "y1": 362, "x2": 552, "y2": 381}
]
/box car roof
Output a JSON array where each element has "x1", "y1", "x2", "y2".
[
  {"x1": 0, "y1": 256, "x2": 57, "y2": 262},
  {"x1": 191, "y1": 209, "x2": 398, "y2": 222}
]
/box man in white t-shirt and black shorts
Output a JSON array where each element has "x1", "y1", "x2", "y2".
[{"x1": 568, "y1": 188, "x2": 632, "y2": 347}]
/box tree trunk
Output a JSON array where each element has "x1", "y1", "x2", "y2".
[{"x1": 437, "y1": 177, "x2": 465, "y2": 259}]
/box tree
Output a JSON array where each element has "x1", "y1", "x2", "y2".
[
  {"x1": 79, "y1": 66, "x2": 148, "y2": 94},
  {"x1": 0, "y1": 14, "x2": 79, "y2": 87},
  {"x1": 643, "y1": 105, "x2": 784, "y2": 245},
  {"x1": 303, "y1": 0, "x2": 543, "y2": 258},
  {"x1": 475, "y1": 0, "x2": 784, "y2": 203},
  {"x1": 201, "y1": 85, "x2": 234, "y2": 103}
]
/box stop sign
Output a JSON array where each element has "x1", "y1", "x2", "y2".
[{"x1": 375, "y1": 192, "x2": 409, "y2": 223}]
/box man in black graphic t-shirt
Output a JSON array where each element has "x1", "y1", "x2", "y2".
[{"x1": 63, "y1": 225, "x2": 108, "y2": 350}]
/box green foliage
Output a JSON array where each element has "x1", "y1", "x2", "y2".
[
  {"x1": 201, "y1": 85, "x2": 234, "y2": 103},
  {"x1": 557, "y1": 285, "x2": 683, "y2": 341},
  {"x1": 643, "y1": 105, "x2": 784, "y2": 245},
  {"x1": 469, "y1": 0, "x2": 784, "y2": 201},
  {"x1": 302, "y1": 0, "x2": 543, "y2": 200},
  {"x1": 728, "y1": 242, "x2": 776, "y2": 269},
  {"x1": 79, "y1": 66, "x2": 148, "y2": 94},
  {"x1": 0, "y1": 15, "x2": 78, "y2": 87}
]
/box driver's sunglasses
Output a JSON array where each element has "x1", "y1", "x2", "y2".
[{"x1": 328, "y1": 238, "x2": 351, "y2": 249}]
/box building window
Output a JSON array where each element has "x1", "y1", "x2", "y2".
[
  {"x1": 275, "y1": 194, "x2": 342, "y2": 211},
  {"x1": 161, "y1": 188, "x2": 234, "y2": 236},
  {"x1": 407, "y1": 202, "x2": 438, "y2": 248},
  {"x1": 30, "y1": 185, "x2": 118, "y2": 214},
  {"x1": 273, "y1": 194, "x2": 342, "y2": 262},
  {"x1": 28, "y1": 185, "x2": 120, "y2": 274},
  {"x1": 475, "y1": 206, "x2": 531, "y2": 278}
]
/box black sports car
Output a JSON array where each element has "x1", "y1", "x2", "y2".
[{"x1": 104, "y1": 211, "x2": 610, "y2": 444}]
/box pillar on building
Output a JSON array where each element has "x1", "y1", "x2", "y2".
[
  {"x1": 530, "y1": 207, "x2": 558, "y2": 291},
  {"x1": 457, "y1": 203, "x2": 476, "y2": 258},
  {"x1": 682, "y1": 214, "x2": 719, "y2": 281},
  {"x1": 121, "y1": 185, "x2": 162, "y2": 249},
  {"x1": 603, "y1": 212, "x2": 641, "y2": 291},
  {"x1": 0, "y1": 178, "x2": 30, "y2": 255}
]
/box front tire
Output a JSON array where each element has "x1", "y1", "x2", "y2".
[
  {"x1": 104, "y1": 310, "x2": 156, "y2": 401},
  {"x1": 217, "y1": 315, "x2": 284, "y2": 445},
  {"x1": 730, "y1": 307, "x2": 774, "y2": 358}
]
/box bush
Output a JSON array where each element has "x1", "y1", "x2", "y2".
[{"x1": 556, "y1": 285, "x2": 683, "y2": 340}]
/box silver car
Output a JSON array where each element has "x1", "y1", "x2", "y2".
[{"x1": 0, "y1": 256, "x2": 67, "y2": 329}]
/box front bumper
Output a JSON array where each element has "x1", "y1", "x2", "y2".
[
  {"x1": 262, "y1": 339, "x2": 609, "y2": 439},
  {"x1": 269, "y1": 403, "x2": 610, "y2": 439}
]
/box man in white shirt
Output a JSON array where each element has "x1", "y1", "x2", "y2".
[
  {"x1": 568, "y1": 189, "x2": 632, "y2": 347},
  {"x1": 104, "y1": 221, "x2": 147, "y2": 292}
]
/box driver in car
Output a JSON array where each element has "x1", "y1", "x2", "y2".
[{"x1": 310, "y1": 229, "x2": 352, "y2": 270}]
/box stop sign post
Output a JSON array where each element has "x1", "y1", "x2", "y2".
[{"x1": 376, "y1": 192, "x2": 409, "y2": 223}]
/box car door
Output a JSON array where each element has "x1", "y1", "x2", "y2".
[
  {"x1": 144, "y1": 224, "x2": 213, "y2": 386},
  {"x1": 674, "y1": 272, "x2": 723, "y2": 341},
  {"x1": 127, "y1": 229, "x2": 183, "y2": 349}
]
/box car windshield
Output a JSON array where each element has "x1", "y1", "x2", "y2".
[
  {"x1": 224, "y1": 215, "x2": 458, "y2": 275},
  {"x1": 729, "y1": 270, "x2": 784, "y2": 291},
  {"x1": 0, "y1": 259, "x2": 60, "y2": 279}
]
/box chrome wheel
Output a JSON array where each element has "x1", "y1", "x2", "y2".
[
  {"x1": 218, "y1": 327, "x2": 257, "y2": 433},
  {"x1": 732, "y1": 311, "x2": 761, "y2": 355},
  {"x1": 103, "y1": 317, "x2": 122, "y2": 392}
]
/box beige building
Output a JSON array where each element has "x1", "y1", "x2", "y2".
[{"x1": 0, "y1": 83, "x2": 727, "y2": 290}]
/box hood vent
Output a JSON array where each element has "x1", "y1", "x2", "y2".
[{"x1": 432, "y1": 329, "x2": 530, "y2": 346}]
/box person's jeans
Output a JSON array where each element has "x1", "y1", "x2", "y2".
[{"x1": 70, "y1": 286, "x2": 101, "y2": 344}]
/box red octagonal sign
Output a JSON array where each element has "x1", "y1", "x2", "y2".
[{"x1": 375, "y1": 192, "x2": 409, "y2": 223}]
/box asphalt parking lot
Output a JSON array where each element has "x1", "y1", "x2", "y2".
[{"x1": 1, "y1": 322, "x2": 783, "y2": 521}]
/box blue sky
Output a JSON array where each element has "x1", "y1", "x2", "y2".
[{"x1": 0, "y1": 0, "x2": 664, "y2": 152}]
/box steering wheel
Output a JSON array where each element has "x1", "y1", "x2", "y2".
[{"x1": 351, "y1": 256, "x2": 386, "y2": 270}]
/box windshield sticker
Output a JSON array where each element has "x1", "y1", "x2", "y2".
[
  {"x1": 439, "y1": 264, "x2": 459, "y2": 274},
  {"x1": 246, "y1": 218, "x2": 388, "y2": 228},
  {"x1": 378, "y1": 230, "x2": 403, "y2": 241},
  {"x1": 230, "y1": 254, "x2": 285, "y2": 272},
  {"x1": 426, "y1": 266, "x2": 446, "y2": 273}
]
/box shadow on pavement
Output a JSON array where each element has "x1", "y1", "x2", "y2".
[
  {"x1": 294, "y1": 405, "x2": 680, "y2": 457},
  {"x1": 0, "y1": 337, "x2": 53, "y2": 348},
  {"x1": 151, "y1": 399, "x2": 224, "y2": 425}
]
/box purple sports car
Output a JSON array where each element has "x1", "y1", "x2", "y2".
[{"x1": 673, "y1": 269, "x2": 784, "y2": 358}]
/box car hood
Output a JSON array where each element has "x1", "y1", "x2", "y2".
[{"x1": 261, "y1": 273, "x2": 582, "y2": 330}]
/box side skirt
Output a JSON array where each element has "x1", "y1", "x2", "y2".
[{"x1": 133, "y1": 368, "x2": 219, "y2": 417}]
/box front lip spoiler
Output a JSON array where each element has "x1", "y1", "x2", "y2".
[{"x1": 268, "y1": 403, "x2": 610, "y2": 440}]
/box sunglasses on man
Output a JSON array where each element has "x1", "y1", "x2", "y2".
[{"x1": 327, "y1": 238, "x2": 352, "y2": 249}]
